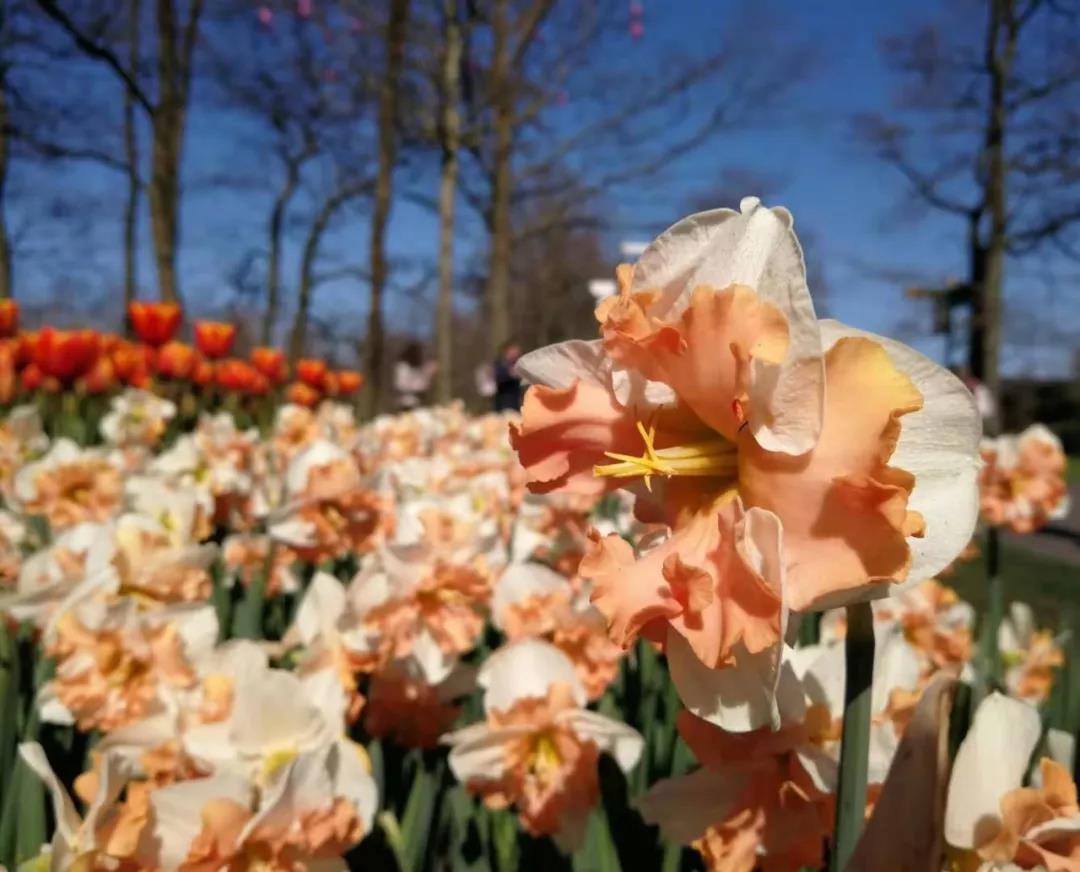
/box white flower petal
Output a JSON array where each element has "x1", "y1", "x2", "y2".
[
  {"x1": 478, "y1": 638, "x2": 586, "y2": 714},
  {"x1": 515, "y1": 339, "x2": 608, "y2": 389},
  {"x1": 557, "y1": 709, "x2": 644, "y2": 772},
  {"x1": 146, "y1": 772, "x2": 253, "y2": 871},
  {"x1": 444, "y1": 723, "x2": 533, "y2": 784},
  {"x1": 667, "y1": 629, "x2": 805, "y2": 732},
  {"x1": 491, "y1": 562, "x2": 571, "y2": 629},
  {"x1": 945, "y1": 692, "x2": 1041, "y2": 850}
]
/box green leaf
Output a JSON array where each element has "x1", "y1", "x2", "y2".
[{"x1": 231, "y1": 575, "x2": 266, "y2": 639}]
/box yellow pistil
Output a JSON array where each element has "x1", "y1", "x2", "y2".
[
  {"x1": 529, "y1": 732, "x2": 561, "y2": 778},
  {"x1": 593, "y1": 420, "x2": 737, "y2": 491}
]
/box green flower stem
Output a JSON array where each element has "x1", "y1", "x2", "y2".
[
  {"x1": 830, "y1": 601, "x2": 875, "y2": 871},
  {"x1": 977, "y1": 526, "x2": 1004, "y2": 701}
]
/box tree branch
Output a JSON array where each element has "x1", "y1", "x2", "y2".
[{"x1": 32, "y1": 0, "x2": 155, "y2": 114}]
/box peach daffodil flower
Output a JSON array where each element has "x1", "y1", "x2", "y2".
[
  {"x1": 19, "y1": 742, "x2": 140, "y2": 871},
  {"x1": 945, "y1": 692, "x2": 1080, "y2": 870},
  {"x1": 980, "y1": 423, "x2": 1069, "y2": 533},
  {"x1": 13, "y1": 439, "x2": 124, "y2": 532},
  {"x1": 443, "y1": 639, "x2": 643, "y2": 850},
  {"x1": 511, "y1": 199, "x2": 980, "y2": 730},
  {"x1": 998, "y1": 602, "x2": 1065, "y2": 705},
  {"x1": 492, "y1": 561, "x2": 623, "y2": 699}
]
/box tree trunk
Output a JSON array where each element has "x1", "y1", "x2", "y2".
[
  {"x1": 264, "y1": 159, "x2": 300, "y2": 345},
  {"x1": 969, "y1": 0, "x2": 1015, "y2": 434},
  {"x1": 0, "y1": 81, "x2": 11, "y2": 300},
  {"x1": 289, "y1": 186, "x2": 363, "y2": 364},
  {"x1": 485, "y1": 0, "x2": 513, "y2": 358},
  {"x1": 435, "y1": 0, "x2": 462, "y2": 403},
  {"x1": 148, "y1": 0, "x2": 202, "y2": 305},
  {"x1": 122, "y1": 0, "x2": 141, "y2": 315},
  {"x1": 362, "y1": 0, "x2": 411, "y2": 416}
]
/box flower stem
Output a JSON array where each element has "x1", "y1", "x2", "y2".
[
  {"x1": 976, "y1": 526, "x2": 1003, "y2": 700},
  {"x1": 831, "y1": 601, "x2": 875, "y2": 871}
]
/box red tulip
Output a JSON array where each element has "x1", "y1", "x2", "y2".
[
  {"x1": 15, "y1": 332, "x2": 37, "y2": 368},
  {"x1": 295, "y1": 358, "x2": 328, "y2": 390},
  {"x1": 128, "y1": 301, "x2": 182, "y2": 347},
  {"x1": 286, "y1": 382, "x2": 321, "y2": 408},
  {"x1": 214, "y1": 359, "x2": 266, "y2": 394},
  {"x1": 193, "y1": 321, "x2": 237, "y2": 359},
  {"x1": 251, "y1": 346, "x2": 287, "y2": 384},
  {"x1": 335, "y1": 370, "x2": 364, "y2": 396},
  {"x1": 20, "y1": 363, "x2": 44, "y2": 392},
  {"x1": 0, "y1": 300, "x2": 20, "y2": 338},
  {"x1": 35, "y1": 328, "x2": 101, "y2": 384}
]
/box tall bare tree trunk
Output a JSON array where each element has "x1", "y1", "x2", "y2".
[
  {"x1": 968, "y1": 0, "x2": 1015, "y2": 433},
  {"x1": 148, "y1": 0, "x2": 202, "y2": 304},
  {"x1": 265, "y1": 159, "x2": 300, "y2": 345},
  {"x1": 485, "y1": 0, "x2": 513, "y2": 358},
  {"x1": 289, "y1": 187, "x2": 361, "y2": 364},
  {"x1": 362, "y1": 0, "x2": 411, "y2": 416},
  {"x1": 435, "y1": 0, "x2": 462, "y2": 403},
  {"x1": 0, "y1": 82, "x2": 11, "y2": 300},
  {"x1": 122, "y1": 0, "x2": 142, "y2": 314}
]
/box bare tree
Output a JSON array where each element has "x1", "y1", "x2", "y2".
[
  {"x1": 361, "y1": 0, "x2": 411, "y2": 416},
  {"x1": 203, "y1": 1, "x2": 366, "y2": 345},
  {"x1": 0, "y1": 30, "x2": 11, "y2": 299},
  {"x1": 457, "y1": 2, "x2": 814, "y2": 359},
  {"x1": 34, "y1": 0, "x2": 205, "y2": 303},
  {"x1": 288, "y1": 176, "x2": 372, "y2": 363},
  {"x1": 121, "y1": 0, "x2": 141, "y2": 310},
  {"x1": 434, "y1": 0, "x2": 462, "y2": 402},
  {"x1": 859, "y1": 0, "x2": 1080, "y2": 420}
]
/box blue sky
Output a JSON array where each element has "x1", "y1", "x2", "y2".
[{"x1": 9, "y1": 0, "x2": 1078, "y2": 375}]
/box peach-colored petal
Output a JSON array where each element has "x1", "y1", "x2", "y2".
[
  {"x1": 635, "y1": 285, "x2": 789, "y2": 440},
  {"x1": 740, "y1": 336, "x2": 924, "y2": 611}
]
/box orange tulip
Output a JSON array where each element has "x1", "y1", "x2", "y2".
[
  {"x1": 128, "y1": 301, "x2": 181, "y2": 347},
  {"x1": 112, "y1": 342, "x2": 155, "y2": 387},
  {"x1": 335, "y1": 370, "x2": 364, "y2": 396},
  {"x1": 0, "y1": 300, "x2": 20, "y2": 338},
  {"x1": 251, "y1": 346, "x2": 287, "y2": 384},
  {"x1": 286, "y1": 381, "x2": 321, "y2": 407},
  {"x1": 155, "y1": 341, "x2": 198, "y2": 380},
  {"x1": 215, "y1": 359, "x2": 266, "y2": 394},
  {"x1": 193, "y1": 321, "x2": 237, "y2": 359},
  {"x1": 81, "y1": 356, "x2": 116, "y2": 394},
  {"x1": 20, "y1": 363, "x2": 44, "y2": 392},
  {"x1": 0, "y1": 341, "x2": 16, "y2": 403},
  {"x1": 295, "y1": 358, "x2": 328, "y2": 390},
  {"x1": 35, "y1": 327, "x2": 101, "y2": 384},
  {"x1": 193, "y1": 357, "x2": 215, "y2": 386}
]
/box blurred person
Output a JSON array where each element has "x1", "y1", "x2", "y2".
[
  {"x1": 492, "y1": 340, "x2": 523, "y2": 413},
  {"x1": 394, "y1": 342, "x2": 437, "y2": 410}
]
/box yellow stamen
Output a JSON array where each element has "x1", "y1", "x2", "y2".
[
  {"x1": 593, "y1": 420, "x2": 737, "y2": 491},
  {"x1": 262, "y1": 745, "x2": 298, "y2": 781}
]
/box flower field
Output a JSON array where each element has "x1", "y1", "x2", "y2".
[{"x1": 0, "y1": 202, "x2": 1074, "y2": 872}]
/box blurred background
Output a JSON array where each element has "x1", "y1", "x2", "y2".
[{"x1": 1, "y1": 0, "x2": 1078, "y2": 435}]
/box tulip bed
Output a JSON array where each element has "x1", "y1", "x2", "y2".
[{"x1": 0, "y1": 202, "x2": 1075, "y2": 872}]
